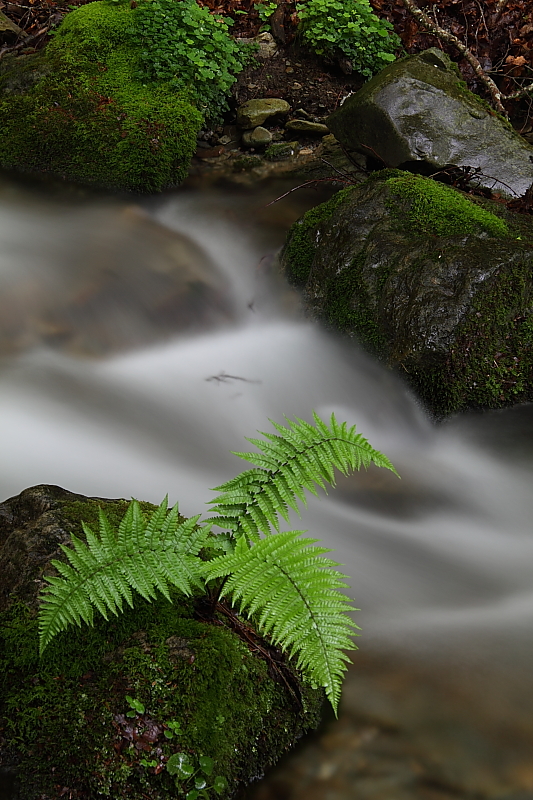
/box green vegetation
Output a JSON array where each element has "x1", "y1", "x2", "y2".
[
  {"x1": 323, "y1": 248, "x2": 389, "y2": 355},
  {"x1": 281, "y1": 172, "x2": 533, "y2": 417},
  {"x1": 281, "y1": 187, "x2": 355, "y2": 284},
  {"x1": 39, "y1": 413, "x2": 396, "y2": 713},
  {"x1": 254, "y1": 0, "x2": 278, "y2": 29},
  {"x1": 0, "y1": 0, "x2": 251, "y2": 191},
  {"x1": 0, "y1": 1, "x2": 201, "y2": 191},
  {"x1": 296, "y1": 0, "x2": 401, "y2": 78},
  {"x1": 385, "y1": 172, "x2": 510, "y2": 238},
  {"x1": 133, "y1": 0, "x2": 251, "y2": 120},
  {"x1": 2, "y1": 590, "x2": 322, "y2": 799},
  {"x1": 411, "y1": 257, "x2": 533, "y2": 416}
]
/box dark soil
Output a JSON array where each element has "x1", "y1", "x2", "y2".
[{"x1": 231, "y1": 43, "x2": 364, "y2": 119}]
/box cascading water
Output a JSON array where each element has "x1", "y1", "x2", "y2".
[{"x1": 2, "y1": 172, "x2": 533, "y2": 797}]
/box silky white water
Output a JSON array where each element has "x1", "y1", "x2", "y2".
[{"x1": 1, "y1": 174, "x2": 533, "y2": 674}]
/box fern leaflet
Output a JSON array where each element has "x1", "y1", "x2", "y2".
[
  {"x1": 38, "y1": 498, "x2": 210, "y2": 654},
  {"x1": 204, "y1": 531, "x2": 358, "y2": 715},
  {"x1": 207, "y1": 412, "x2": 398, "y2": 541}
]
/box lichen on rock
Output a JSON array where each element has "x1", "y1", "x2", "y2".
[{"x1": 0, "y1": 485, "x2": 323, "y2": 800}]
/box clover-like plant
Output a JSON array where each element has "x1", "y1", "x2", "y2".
[
  {"x1": 38, "y1": 413, "x2": 397, "y2": 713},
  {"x1": 297, "y1": 0, "x2": 401, "y2": 78}
]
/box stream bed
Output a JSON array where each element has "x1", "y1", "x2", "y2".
[{"x1": 1, "y1": 171, "x2": 533, "y2": 799}]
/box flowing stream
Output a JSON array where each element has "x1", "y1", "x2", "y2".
[{"x1": 2, "y1": 171, "x2": 533, "y2": 798}]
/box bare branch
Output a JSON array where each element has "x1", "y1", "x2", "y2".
[
  {"x1": 0, "y1": 25, "x2": 48, "y2": 60},
  {"x1": 400, "y1": 0, "x2": 508, "y2": 115}
]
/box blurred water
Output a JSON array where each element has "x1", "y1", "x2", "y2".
[{"x1": 1, "y1": 172, "x2": 533, "y2": 673}]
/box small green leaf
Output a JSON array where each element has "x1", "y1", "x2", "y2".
[
  {"x1": 199, "y1": 755, "x2": 214, "y2": 776},
  {"x1": 213, "y1": 776, "x2": 228, "y2": 794},
  {"x1": 167, "y1": 753, "x2": 194, "y2": 778}
]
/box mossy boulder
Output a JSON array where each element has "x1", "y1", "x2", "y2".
[
  {"x1": 0, "y1": 485, "x2": 323, "y2": 800},
  {"x1": 0, "y1": 1, "x2": 203, "y2": 192},
  {"x1": 327, "y1": 48, "x2": 533, "y2": 199},
  {"x1": 280, "y1": 170, "x2": 533, "y2": 417}
]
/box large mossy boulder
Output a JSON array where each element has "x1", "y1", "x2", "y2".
[
  {"x1": 280, "y1": 170, "x2": 533, "y2": 417},
  {"x1": 0, "y1": 1, "x2": 203, "y2": 192},
  {"x1": 327, "y1": 48, "x2": 533, "y2": 199},
  {"x1": 0, "y1": 485, "x2": 323, "y2": 800}
]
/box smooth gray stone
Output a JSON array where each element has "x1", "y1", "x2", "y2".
[
  {"x1": 236, "y1": 98, "x2": 290, "y2": 129},
  {"x1": 327, "y1": 48, "x2": 533, "y2": 199}
]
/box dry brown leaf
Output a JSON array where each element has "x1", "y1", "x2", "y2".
[{"x1": 505, "y1": 54, "x2": 527, "y2": 65}]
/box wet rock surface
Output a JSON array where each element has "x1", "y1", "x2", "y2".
[
  {"x1": 280, "y1": 170, "x2": 533, "y2": 417},
  {"x1": 327, "y1": 49, "x2": 533, "y2": 199},
  {"x1": 236, "y1": 98, "x2": 291, "y2": 129}
]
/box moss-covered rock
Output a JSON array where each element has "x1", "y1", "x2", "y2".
[
  {"x1": 0, "y1": 485, "x2": 323, "y2": 799},
  {"x1": 280, "y1": 170, "x2": 533, "y2": 417},
  {"x1": 0, "y1": 1, "x2": 203, "y2": 192},
  {"x1": 326, "y1": 48, "x2": 533, "y2": 199}
]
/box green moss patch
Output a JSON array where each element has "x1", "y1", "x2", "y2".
[
  {"x1": 411, "y1": 259, "x2": 533, "y2": 416},
  {"x1": 0, "y1": 593, "x2": 322, "y2": 799},
  {"x1": 385, "y1": 173, "x2": 510, "y2": 238},
  {"x1": 279, "y1": 169, "x2": 533, "y2": 417},
  {"x1": 323, "y1": 247, "x2": 389, "y2": 355},
  {"x1": 0, "y1": 1, "x2": 203, "y2": 192}
]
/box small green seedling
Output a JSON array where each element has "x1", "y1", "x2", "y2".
[
  {"x1": 125, "y1": 695, "x2": 145, "y2": 717},
  {"x1": 164, "y1": 719, "x2": 183, "y2": 739},
  {"x1": 167, "y1": 753, "x2": 227, "y2": 798}
]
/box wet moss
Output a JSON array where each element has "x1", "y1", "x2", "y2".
[
  {"x1": 61, "y1": 497, "x2": 161, "y2": 533},
  {"x1": 0, "y1": 1, "x2": 203, "y2": 192},
  {"x1": 385, "y1": 173, "x2": 510, "y2": 238},
  {"x1": 279, "y1": 169, "x2": 533, "y2": 417},
  {"x1": 281, "y1": 187, "x2": 355, "y2": 285},
  {"x1": 323, "y1": 248, "x2": 389, "y2": 355},
  {"x1": 0, "y1": 496, "x2": 323, "y2": 799}
]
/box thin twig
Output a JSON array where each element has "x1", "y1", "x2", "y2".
[
  {"x1": 402, "y1": 0, "x2": 533, "y2": 110},
  {"x1": 319, "y1": 157, "x2": 354, "y2": 181},
  {"x1": 0, "y1": 25, "x2": 48, "y2": 60},
  {"x1": 264, "y1": 176, "x2": 352, "y2": 206},
  {"x1": 400, "y1": 0, "x2": 508, "y2": 115}
]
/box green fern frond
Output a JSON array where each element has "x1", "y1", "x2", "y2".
[
  {"x1": 204, "y1": 531, "x2": 359, "y2": 715},
  {"x1": 38, "y1": 499, "x2": 210, "y2": 655},
  {"x1": 207, "y1": 412, "x2": 398, "y2": 541}
]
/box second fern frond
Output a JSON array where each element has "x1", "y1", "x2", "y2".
[
  {"x1": 206, "y1": 412, "x2": 398, "y2": 542},
  {"x1": 204, "y1": 531, "x2": 359, "y2": 713}
]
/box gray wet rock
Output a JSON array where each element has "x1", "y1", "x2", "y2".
[
  {"x1": 236, "y1": 98, "x2": 290, "y2": 129},
  {"x1": 242, "y1": 126, "x2": 273, "y2": 147},
  {"x1": 285, "y1": 119, "x2": 330, "y2": 136},
  {"x1": 0, "y1": 199, "x2": 237, "y2": 358},
  {"x1": 327, "y1": 48, "x2": 533, "y2": 199},
  {"x1": 0, "y1": 484, "x2": 323, "y2": 800},
  {"x1": 280, "y1": 170, "x2": 533, "y2": 417}
]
